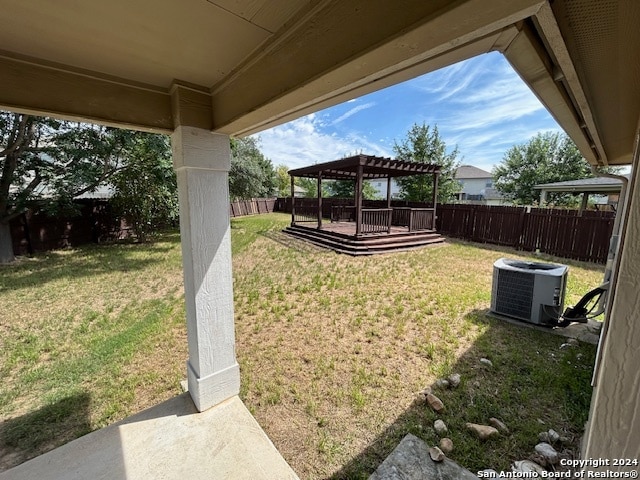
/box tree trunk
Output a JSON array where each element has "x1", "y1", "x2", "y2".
[{"x1": 0, "y1": 222, "x2": 15, "y2": 264}]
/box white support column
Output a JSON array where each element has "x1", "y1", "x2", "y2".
[{"x1": 172, "y1": 125, "x2": 239, "y2": 412}]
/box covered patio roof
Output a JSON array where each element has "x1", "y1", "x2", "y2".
[
  {"x1": 534, "y1": 175, "x2": 628, "y2": 194},
  {"x1": 287, "y1": 155, "x2": 441, "y2": 180}
]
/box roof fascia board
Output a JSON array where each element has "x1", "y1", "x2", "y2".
[
  {"x1": 531, "y1": 3, "x2": 607, "y2": 164},
  {"x1": 213, "y1": 0, "x2": 546, "y2": 136},
  {"x1": 0, "y1": 52, "x2": 173, "y2": 133},
  {"x1": 503, "y1": 23, "x2": 601, "y2": 165}
]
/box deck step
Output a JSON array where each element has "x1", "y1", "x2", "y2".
[
  {"x1": 286, "y1": 225, "x2": 442, "y2": 245},
  {"x1": 282, "y1": 226, "x2": 445, "y2": 255}
]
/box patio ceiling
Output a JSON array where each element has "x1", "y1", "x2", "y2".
[
  {"x1": 0, "y1": 1, "x2": 638, "y2": 166},
  {"x1": 287, "y1": 155, "x2": 441, "y2": 180}
]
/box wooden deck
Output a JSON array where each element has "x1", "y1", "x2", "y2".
[
  {"x1": 308, "y1": 222, "x2": 414, "y2": 236},
  {"x1": 283, "y1": 221, "x2": 445, "y2": 255}
]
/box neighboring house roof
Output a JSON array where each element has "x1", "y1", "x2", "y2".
[
  {"x1": 74, "y1": 185, "x2": 115, "y2": 199},
  {"x1": 455, "y1": 165, "x2": 492, "y2": 179},
  {"x1": 10, "y1": 183, "x2": 115, "y2": 200},
  {"x1": 533, "y1": 175, "x2": 629, "y2": 193},
  {"x1": 293, "y1": 185, "x2": 305, "y2": 194}
]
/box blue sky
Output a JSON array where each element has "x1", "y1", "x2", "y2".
[{"x1": 254, "y1": 51, "x2": 563, "y2": 174}]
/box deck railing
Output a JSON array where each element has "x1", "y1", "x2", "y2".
[
  {"x1": 331, "y1": 205, "x2": 356, "y2": 222},
  {"x1": 391, "y1": 207, "x2": 435, "y2": 231},
  {"x1": 361, "y1": 208, "x2": 392, "y2": 234},
  {"x1": 293, "y1": 205, "x2": 319, "y2": 223},
  {"x1": 409, "y1": 208, "x2": 435, "y2": 231},
  {"x1": 391, "y1": 207, "x2": 411, "y2": 227}
]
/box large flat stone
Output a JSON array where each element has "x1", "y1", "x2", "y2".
[
  {"x1": 0, "y1": 394, "x2": 298, "y2": 480},
  {"x1": 369, "y1": 434, "x2": 479, "y2": 480}
]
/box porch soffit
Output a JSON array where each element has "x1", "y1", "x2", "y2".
[
  {"x1": 288, "y1": 155, "x2": 441, "y2": 180},
  {"x1": 0, "y1": 0, "x2": 543, "y2": 133},
  {"x1": 0, "y1": 1, "x2": 637, "y2": 167}
]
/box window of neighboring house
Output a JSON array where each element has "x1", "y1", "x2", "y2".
[{"x1": 485, "y1": 181, "x2": 493, "y2": 188}]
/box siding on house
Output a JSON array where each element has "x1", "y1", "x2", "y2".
[{"x1": 455, "y1": 165, "x2": 504, "y2": 205}]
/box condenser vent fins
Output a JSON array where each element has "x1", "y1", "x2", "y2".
[{"x1": 494, "y1": 269, "x2": 534, "y2": 320}]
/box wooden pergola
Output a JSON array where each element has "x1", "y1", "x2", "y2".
[{"x1": 288, "y1": 154, "x2": 441, "y2": 237}]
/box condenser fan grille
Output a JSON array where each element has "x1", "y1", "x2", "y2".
[{"x1": 494, "y1": 269, "x2": 534, "y2": 320}]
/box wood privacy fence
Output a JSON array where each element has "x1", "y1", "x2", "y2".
[
  {"x1": 11, "y1": 197, "x2": 278, "y2": 255},
  {"x1": 437, "y1": 204, "x2": 615, "y2": 263},
  {"x1": 229, "y1": 198, "x2": 276, "y2": 217},
  {"x1": 11, "y1": 198, "x2": 614, "y2": 263},
  {"x1": 9, "y1": 200, "x2": 132, "y2": 256}
]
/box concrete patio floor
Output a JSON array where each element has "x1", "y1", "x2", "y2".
[{"x1": 0, "y1": 394, "x2": 298, "y2": 480}]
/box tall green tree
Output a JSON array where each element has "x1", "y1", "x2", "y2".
[
  {"x1": 229, "y1": 137, "x2": 276, "y2": 200},
  {"x1": 393, "y1": 123, "x2": 461, "y2": 203},
  {"x1": 110, "y1": 133, "x2": 177, "y2": 242},
  {"x1": 275, "y1": 164, "x2": 291, "y2": 197},
  {"x1": 294, "y1": 177, "x2": 330, "y2": 198},
  {"x1": 0, "y1": 112, "x2": 139, "y2": 263},
  {"x1": 326, "y1": 180, "x2": 381, "y2": 200},
  {"x1": 493, "y1": 132, "x2": 595, "y2": 205}
]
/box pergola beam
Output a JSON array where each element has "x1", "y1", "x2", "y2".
[{"x1": 288, "y1": 154, "x2": 441, "y2": 179}]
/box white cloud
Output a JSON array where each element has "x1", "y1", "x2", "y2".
[
  {"x1": 331, "y1": 102, "x2": 375, "y2": 125},
  {"x1": 412, "y1": 55, "x2": 488, "y2": 101},
  {"x1": 254, "y1": 52, "x2": 561, "y2": 173},
  {"x1": 255, "y1": 114, "x2": 391, "y2": 169}
]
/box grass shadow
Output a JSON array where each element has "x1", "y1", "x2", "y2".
[
  {"x1": 329, "y1": 309, "x2": 596, "y2": 479},
  {"x1": 0, "y1": 392, "x2": 92, "y2": 471}
]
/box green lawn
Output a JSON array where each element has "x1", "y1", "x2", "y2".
[{"x1": 0, "y1": 213, "x2": 602, "y2": 477}]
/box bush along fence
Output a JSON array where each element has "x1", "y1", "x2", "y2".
[
  {"x1": 437, "y1": 204, "x2": 615, "y2": 264},
  {"x1": 10, "y1": 197, "x2": 278, "y2": 255}
]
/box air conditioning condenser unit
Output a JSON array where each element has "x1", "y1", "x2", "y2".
[{"x1": 490, "y1": 258, "x2": 568, "y2": 326}]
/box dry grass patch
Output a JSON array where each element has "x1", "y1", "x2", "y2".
[
  {"x1": 233, "y1": 214, "x2": 602, "y2": 479},
  {"x1": 0, "y1": 213, "x2": 602, "y2": 478}
]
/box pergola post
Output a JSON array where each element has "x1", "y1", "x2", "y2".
[
  {"x1": 580, "y1": 192, "x2": 589, "y2": 214},
  {"x1": 386, "y1": 176, "x2": 392, "y2": 208},
  {"x1": 432, "y1": 173, "x2": 439, "y2": 230},
  {"x1": 317, "y1": 173, "x2": 323, "y2": 229},
  {"x1": 290, "y1": 175, "x2": 296, "y2": 226},
  {"x1": 172, "y1": 126, "x2": 240, "y2": 412},
  {"x1": 355, "y1": 165, "x2": 363, "y2": 236},
  {"x1": 539, "y1": 189, "x2": 548, "y2": 206}
]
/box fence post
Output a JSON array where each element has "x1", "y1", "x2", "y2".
[{"x1": 516, "y1": 206, "x2": 527, "y2": 249}]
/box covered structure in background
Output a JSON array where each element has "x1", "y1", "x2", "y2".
[
  {"x1": 0, "y1": 0, "x2": 639, "y2": 477},
  {"x1": 534, "y1": 175, "x2": 629, "y2": 212},
  {"x1": 285, "y1": 155, "x2": 445, "y2": 255}
]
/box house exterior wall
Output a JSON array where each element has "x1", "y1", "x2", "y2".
[
  {"x1": 582, "y1": 123, "x2": 640, "y2": 467},
  {"x1": 457, "y1": 177, "x2": 493, "y2": 198},
  {"x1": 370, "y1": 178, "x2": 402, "y2": 199}
]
